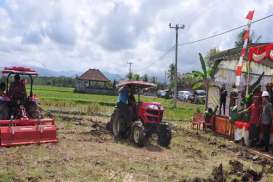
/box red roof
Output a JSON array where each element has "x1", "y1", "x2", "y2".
[
  {"x1": 78, "y1": 69, "x2": 110, "y2": 82},
  {"x1": 2, "y1": 66, "x2": 38, "y2": 75}
]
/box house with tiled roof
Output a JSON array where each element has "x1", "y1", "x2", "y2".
[{"x1": 75, "y1": 69, "x2": 115, "y2": 95}]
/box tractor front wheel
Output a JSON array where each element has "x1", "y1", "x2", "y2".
[
  {"x1": 157, "y1": 122, "x2": 172, "y2": 147},
  {"x1": 131, "y1": 121, "x2": 145, "y2": 147}
]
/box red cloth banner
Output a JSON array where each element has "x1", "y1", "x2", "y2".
[{"x1": 248, "y1": 43, "x2": 273, "y2": 63}]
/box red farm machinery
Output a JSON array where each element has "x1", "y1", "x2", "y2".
[
  {"x1": 108, "y1": 80, "x2": 172, "y2": 147},
  {"x1": 0, "y1": 67, "x2": 57, "y2": 147}
]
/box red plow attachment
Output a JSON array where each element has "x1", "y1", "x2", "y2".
[{"x1": 0, "y1": 118, "x2": 57, "y2": 147}]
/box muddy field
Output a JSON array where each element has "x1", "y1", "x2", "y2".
[{"x1": 0, "y1": 111, "x2": 273, "y2": 182}]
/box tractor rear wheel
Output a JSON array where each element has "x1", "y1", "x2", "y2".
[
  {"x1": 157, "y1": 122, "x2": 172, "y2": 147},
  {"x1": 130, "y1": 121, "x2": 145, "y2": 147},
  {"x1": 112, "y1": 109, "x2": 127, "y2": 139}
]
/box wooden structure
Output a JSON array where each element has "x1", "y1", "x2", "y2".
[
  {"x1": 75, "y1": 69, "x2": 115, "y2": 95},
  {"x1": 214, "y1": 115, "x2": 234, "y2": 138}
]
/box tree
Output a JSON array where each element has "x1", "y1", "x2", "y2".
[
  {"x1": 151, "y1": 76, "x2": 156, "y2": 83},
  {"x1": 167, "y1": 64, "x2": 175, "y2": 90},
  {"x1": 142, "y1": 74, "x2": 148, "y2": 82},
  {"x1": 167, "y1": 64, "x2": 175, "y2": 82},
  {"x1": 178, "y1": 72, "x2": 203, "y2": 89},
  {"x1": 193, "y1": 53, "x2": 221, "y2": 109},
  {"x1": 234, "y1": 30, "x2": 262, "y2": 48},
  {"x1": 132, "y1": 74, "x2": 140, "y2": 80},
  {"x1": 127, "y1": 73, "x2": 133, "y2": 80},
  {"x1": 205, "y1": 48, "x2": 220, "y2": 67},
  {"x1": 113, "y1": 80, "x2": 117, "y2": 88}
]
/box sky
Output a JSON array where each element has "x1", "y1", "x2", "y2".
[{"x1": 0, "y1": 0, "x2": 273, "y2": 78}]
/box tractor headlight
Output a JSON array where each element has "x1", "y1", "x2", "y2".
[{"x1": 146, "y1": 105, "x2": 160, "y2": 110}]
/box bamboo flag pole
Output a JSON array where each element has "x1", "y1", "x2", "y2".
[{"x1": 235, "y1": 10, "x2": 255, "y2": 103}]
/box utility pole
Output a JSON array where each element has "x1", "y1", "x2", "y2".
[
  {"x1": 169, "y1": 23, "x2": 185, "y2": 108},
  {"x1": 127, "y1": 62, "x2": 133, "y2": 80}
]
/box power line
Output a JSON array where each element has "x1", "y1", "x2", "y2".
[
  {"x1": 141, "y1": 45, "x2": 175, "y2": 73},
  {"x1": 179, "y1": 12, "x2": 273, "y2": 46},
  {"x1": 140, "y1": 12, "x2": 273, "y2": 74}
]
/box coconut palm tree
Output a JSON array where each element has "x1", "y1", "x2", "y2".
[
  {"x1": 167, "y1": 64, "x2": 175, "y2": 82},
  {"x1": 193, "y1": 53, "x2": 221, "y2": 109}
]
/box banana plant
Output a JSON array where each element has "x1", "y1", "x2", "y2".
[
  {"x1": 192, "y1": 53, "x2": 221, "y2": 109},
  {"x1": 243, "y1": 72, "x2": 264, "y2": 105}
]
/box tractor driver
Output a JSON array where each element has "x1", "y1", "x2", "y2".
[
  {"x1": 117, "y1": 85, "x2": 136, "y2": 122},
  {"x1": 117, "y1": 85, "x2": 129, "y2": 108},
  {"x1": 128, "y1": 87, "x2": 137, "y2": 121},
  {"x1": 8, "y1": 74, "x2": 27, "y2": 103},
  {"x1": 0, "y1": 82, "x2": 9, "y2": 119}
]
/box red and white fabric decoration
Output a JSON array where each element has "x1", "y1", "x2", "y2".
[
  {"x1": 235, "y1": 10, "x2": 255, "y2": 86},
  {"x1": 235, "y1": 121, "x2": 273, "y2": 145},
  {"x1": 248, "y1": 43, "x2": 273, "y2": 63},
  {"x1": 234, "y1": 121, "x2": 250, "y2": 145}
]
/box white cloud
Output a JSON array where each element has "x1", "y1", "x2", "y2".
[{"x1": 0, "y1": 0, "x2": 272, "y2": 78}]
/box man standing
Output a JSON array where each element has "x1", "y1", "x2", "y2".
[
  {"x1": 261, "y1": 91, "x2": 272, "y2": 152},
  {"x1": 220, "y1": 84, "x2": 228, "y2": 115}
]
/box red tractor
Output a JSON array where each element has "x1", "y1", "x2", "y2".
[
  {"x1": 108, "y1": 80, "x2": 171, "y2": 147},
  {"x1": 0, "y1": 67, "x2": 57, "y2": 147}
]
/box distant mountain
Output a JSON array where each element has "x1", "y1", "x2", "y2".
[
  {"x1": 102, "y1": 71, "x2": 124, "y2": 81},
  {"x1": 33, "y1": 66, "x2": 124, "y2": 81},
  {"x1": 33, "y1": 67, "x2": 79, "y2": 77}
]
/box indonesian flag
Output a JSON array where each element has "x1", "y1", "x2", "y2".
[{"x1": 246, "y1": 10, "x2": 255, "y2": 20}]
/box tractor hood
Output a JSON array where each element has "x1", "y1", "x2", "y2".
[{"x1": 140, "y1": 102, "x2": 164, "y2": 110}]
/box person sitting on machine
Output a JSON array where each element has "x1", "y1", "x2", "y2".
[
  {"x1": 117, "y1": 85, "x2": 129, "y2": 115},
  {"x1": 0, "y1": 82, "x2": 9, "y2": 119},
  {"x1": 117, "y1": 85, "x2": 137, "y2": 123},
  {"x1": 0, "y1": 82, "x2": 6, "y2": 96},
  {"x1": 128, "y1": 87, "x2": 137, "y2": 121},
  {"x1": 8, "y1": 74, "x2": 27, "y2": 103}
]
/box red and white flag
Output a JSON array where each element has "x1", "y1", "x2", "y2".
[
  {"x1": 246, "y1": 10, "x2": 255, "y2": 20},
  {"x1": 235, "y1": 10, "x2": 255, "y2": 86}
]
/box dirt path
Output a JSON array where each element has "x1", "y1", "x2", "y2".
[{"x1": 0, "y1": 112, "x2": 272, "y2": 182}]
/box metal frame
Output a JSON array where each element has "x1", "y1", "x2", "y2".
[{"x1": 5, "y1": 73, "x2": 35, "y2": 97}]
